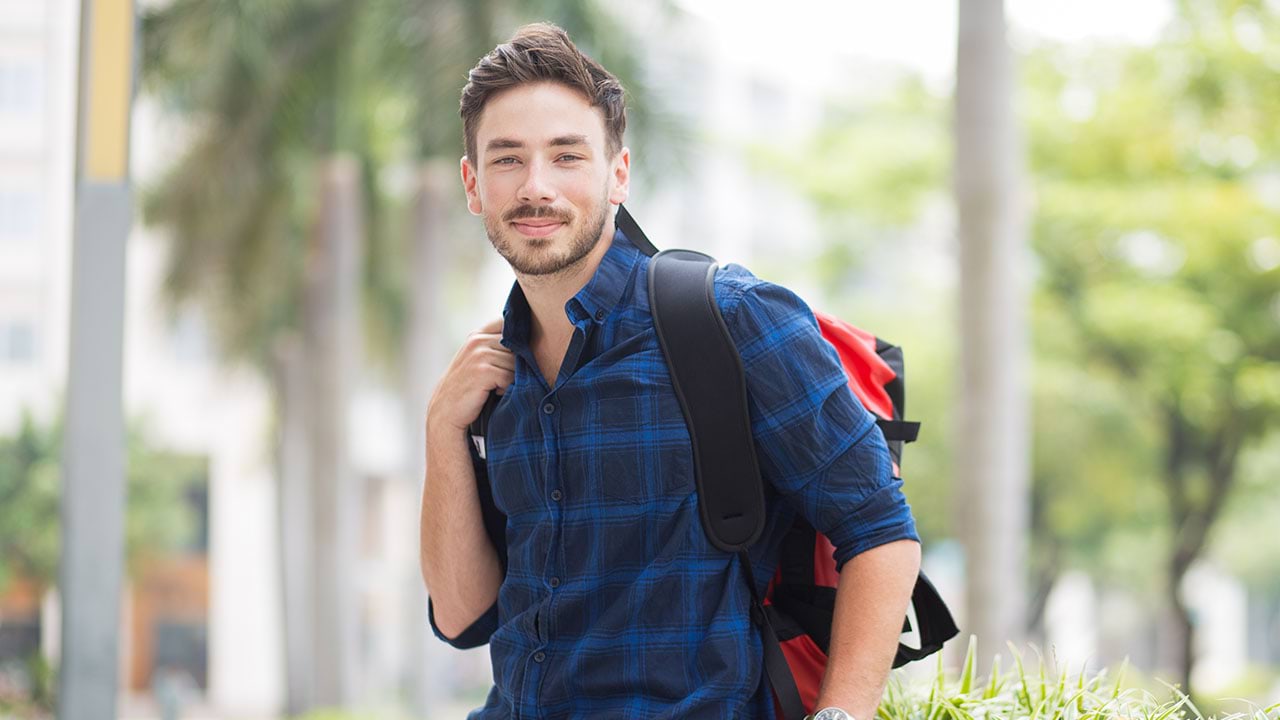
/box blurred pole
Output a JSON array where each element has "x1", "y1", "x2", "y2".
[
  {"x1": 273, "y1": 333, "x2": 316, "y2": 714},
  {"x1": 402, "y1": 160, "x2": 454, "y2": 715},
  {"x1": 59, "y1": 0, "x2": 136, "y2": 718},
  {"x1": 304, "y1": 155, "x2": 364, "y2": 708},
  {"x1": 954, "y1": 0, "x2": 1030, "y2": 653}
]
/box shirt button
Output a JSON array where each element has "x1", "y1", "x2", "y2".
[
  {"x1": 549, "y1": 577, "x2": 561, "y2": 588},
  {"x1": 534, "y1": 651, "x2": 546, "y2": 663},
  {"x1": 542, "y1": 402, "x2": 555, "y2": 415},
  {"x1": 595, "y1": 309, "x2": 606, "y2": 321},
  {"x1": 551, "y1": 489, "x2": 563, "y2": 502}
]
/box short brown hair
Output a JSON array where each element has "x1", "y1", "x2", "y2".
[{"x1": 460, "y1": 22, "x2": 626, "y2": 163}]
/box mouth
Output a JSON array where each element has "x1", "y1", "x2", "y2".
[{"x1": 510, "y1": 220, "x2": 566, "y2": 238}]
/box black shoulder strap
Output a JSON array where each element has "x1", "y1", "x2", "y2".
[
  {"x1": 648, "y1": 249, "x2": 766, "y2": 552},
  {"x1": 468, "y1": 392, "x2": 507, "y2": 573},
  {"x1": 648, "y1": 248, "x2": 805, "y2": 719},
  {"x1": 616, "y1": 203, "x2": 659, "y2": 257}
]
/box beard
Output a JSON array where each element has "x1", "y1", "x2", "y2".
[{"x1": 484, "y1": 187, "x2": 611, "y2": 277}]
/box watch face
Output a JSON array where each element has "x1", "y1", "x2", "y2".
[{"x1": 813, "y1": 710, "x2": 853, "y2": 720}]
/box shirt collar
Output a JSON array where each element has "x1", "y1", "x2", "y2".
[{"x1": 500, "y1": 227, "x2": 641, "y2": 351}]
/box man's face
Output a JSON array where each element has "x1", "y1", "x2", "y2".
[{"x1": 462, "y1": 81, "x2": 630, "y2": 277}]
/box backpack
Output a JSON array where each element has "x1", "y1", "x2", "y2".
[{"x1": 468, "y1": 205, "x2": 958, "y2": 720}]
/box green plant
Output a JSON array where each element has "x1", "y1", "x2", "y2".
[
  {"x1": 879, "y1": 637, "x2": 1280, "y2": 720},
  {"x1": 0, "y1": 655, "x2": 53, "y2": 719},
  {"x1": 23, "y1": 653, "x2": 54, "y2": 712}
]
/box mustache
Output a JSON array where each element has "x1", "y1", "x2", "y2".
[{"x1": 503, "y1": 205, "x2": 573, "y2": 224}]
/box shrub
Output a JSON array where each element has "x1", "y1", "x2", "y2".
[{"x1": 880, "y1": 637, "x2": 1280, "y2": 720}]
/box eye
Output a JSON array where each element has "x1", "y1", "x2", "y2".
[
  {"x1": 493, "y1": 157, "x2": 519, "y2": 166},
  {"x1": 557, "y1": 154, "x2": 583, "y2": 162}
]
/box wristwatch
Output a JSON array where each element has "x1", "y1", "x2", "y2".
[{"x1": 807, "y1": 709, "x2": 855, "y2": 720}]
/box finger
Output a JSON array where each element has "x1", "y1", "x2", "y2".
[
  {"x1": 483, "y1": 349, "x2": 516, "y2": 372},
  {"x1": 480, "y1": 317, "x2": 504, "y2": 334},
  {"x1": 492, "y1": 365, "x2": 516, "y2": 386},
  {"x1": 492, "y1": 371, "x2": 514, "y2": 394},
  {"x1": 480, "y1": 335, "x2": 513, "y2": 353},
  {"x1": 479, "y1": 356, "x2": 515, "y2": 380}
]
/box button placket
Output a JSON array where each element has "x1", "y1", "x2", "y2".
[{"x1": 538, "y1": 388, "x2": 563, "y2": 661}]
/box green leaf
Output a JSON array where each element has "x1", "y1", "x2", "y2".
[
  {"x1": 985, "y1": 655, "x2": 1004, "y2": 700},
  {"x1": 959, "y1": 635, "x2": 978, "y2": 696}
]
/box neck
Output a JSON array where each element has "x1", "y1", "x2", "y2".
[{"x1": 518, "y1": 213, "x2": 617, "y2": 348}]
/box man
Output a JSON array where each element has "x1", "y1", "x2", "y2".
[{"x1": 419, "y1": 22, "x2": 921, "y2": 720}]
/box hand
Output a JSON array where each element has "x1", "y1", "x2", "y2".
[{"x1": 426, "y1": 318, "x2": 515, "y2": 435}]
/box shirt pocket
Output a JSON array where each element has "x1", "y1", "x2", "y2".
[{"x1": 590, "y1": 390, "x2": 695, "y2": 504}]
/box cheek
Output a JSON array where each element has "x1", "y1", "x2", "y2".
[
  {"x1": 472, "y1": 177, "x2": 508, "y2": 213},
  {"x1": 482, "y1": 173, "x2": 523, "y2": 201},
  {"x1": 568, "y1": 172, "x2": 610, "y2": 203}
]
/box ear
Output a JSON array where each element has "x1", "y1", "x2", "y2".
[
  {"x1": 608, "y1": 146, "x2": 630, "y2": 205},
  {"x1": 461, "y1": 155, "x2": 483, "y2": 215}
]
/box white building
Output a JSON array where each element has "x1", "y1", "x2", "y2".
[{"x1": 0, "y1": 0, "x2": 76, "y2": 431}]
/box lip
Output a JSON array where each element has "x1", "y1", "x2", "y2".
[{"x1": 511, "y1": 220, "x2": 565, "y2": 238}]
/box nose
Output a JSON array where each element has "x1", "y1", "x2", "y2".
[{"x1": 517, "y1": 157, "x2": 556, "y2": 205}]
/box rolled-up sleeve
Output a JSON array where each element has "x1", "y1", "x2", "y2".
[
  {"x1": 721, "y1": 274, "x2": 919, "y2": 570},
  {"x1": 428, "y1": 596, "x2": 499, "y2": 649}
]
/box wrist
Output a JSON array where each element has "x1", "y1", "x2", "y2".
[
  {"x1": 425, "y1": 408, "x2": 466, "y2": 438},
  {"x1": 426, "y1": 417, "x2": 471, "y2": 453}
]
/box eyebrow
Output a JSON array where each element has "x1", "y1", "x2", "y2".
[
  {"x1": 485, "y1": 135, "x2": 591, "y2": 153},
  {"x1": 549, "y1": 134, "x2": 589, "y2": 148},
  {"x1": 486, "y1": 138, "x2": 524, "y2": 151}
]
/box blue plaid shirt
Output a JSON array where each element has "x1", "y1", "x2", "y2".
[{"x1": 429, "y1": 227, "x2": 918, "y2": 719}]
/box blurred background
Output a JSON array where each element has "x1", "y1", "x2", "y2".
[{"x1": 1, "y1": 0, "x2": 1279, "y2": 718}]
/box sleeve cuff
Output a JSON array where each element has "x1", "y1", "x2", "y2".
[
  {"x1": 428, "y1": 596, "x2": 499, "y2": 649},
  {"x1": 827, "y1": 481, "x2": 921, "y2": 572}
]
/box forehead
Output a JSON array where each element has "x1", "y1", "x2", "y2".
[{"x1": 474, "y1": 81, "x2": 607, "y2": 151}]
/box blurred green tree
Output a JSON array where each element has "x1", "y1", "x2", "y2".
[
  {"x1": 0, "y1": 413, "x2": 203, "y2": 595},
  {"x1": 1023, "y1": 0, "x2": 1280, "y2": 687}
]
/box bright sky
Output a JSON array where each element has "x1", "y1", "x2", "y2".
[{"x1": 678, "y1": 0, "x2": 1173, "y2": 87}]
